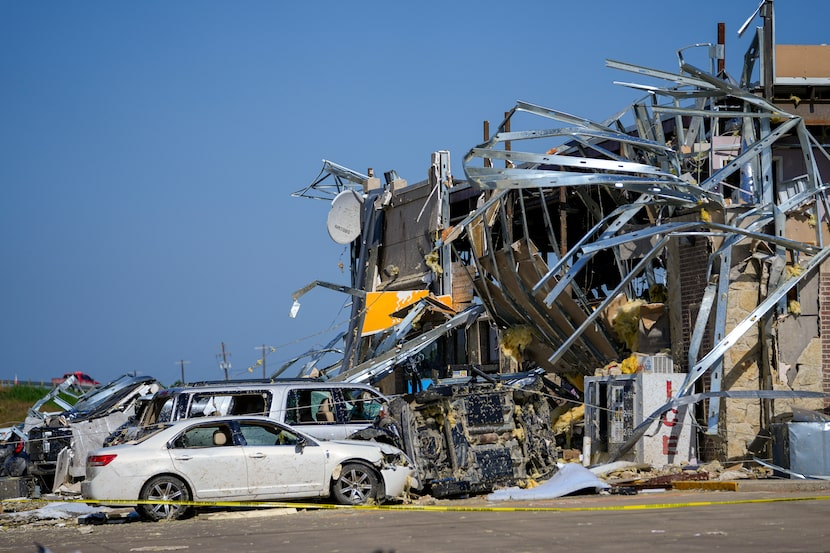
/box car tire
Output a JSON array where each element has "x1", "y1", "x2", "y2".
[
  {"x1": 332, "y1": 463, "x2": 379, "y2": 505},
  {"x1": 138, "y1": 475, "x2": 191, "y2": 521}
]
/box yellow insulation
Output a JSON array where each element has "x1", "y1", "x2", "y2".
[
  {"x1": 613, "y1": 299, "x2": 646, "y2": 351},
  {"x1": 552, "y1": 404, "x2": 584, "y2": 434},
  {"x1": 563, "y1": 373, "x2": 584, "y2": 392},
  {"x1": 620, "y1": 353, "x2": 641, "y2": 374},
  {"x1": 500, "y1": 325, "x2": 533, "y2": 365},
  {"x1": 786, "y1": 264, "x2": 804, "y2": 279},
  {"x1": 424, "y1": 251, "x2": 443, "y2": 274}
]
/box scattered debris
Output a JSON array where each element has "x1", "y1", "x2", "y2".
[
  {"x1": 1, "y1": 501, "x2": 108, "y2": 526},
  {"x1": 487, "y1": 463, "x2": 610, "y2": 501}
]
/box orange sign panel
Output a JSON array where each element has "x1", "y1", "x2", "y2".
[{"x1": 361, "y1": 291, "x2": 452, "y2": 335}]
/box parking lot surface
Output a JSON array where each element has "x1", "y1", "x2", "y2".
[{"x1": 3, "y1": 481, "x2": 830, "y2": 553}]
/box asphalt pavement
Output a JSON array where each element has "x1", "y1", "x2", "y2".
[{"x1": 3, "y1": 478, "x2": 830, "y2": 553}]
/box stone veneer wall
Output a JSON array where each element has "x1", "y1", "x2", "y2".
[
  {"x1": 720, "y1": 257, "x2": 828, "y2": 460},
  {"x1": 721, "y1": 270, "x2": 763, "y2": 461},
  {"x1": 821, "y1": 259, "x2": 830, "y2": 409}
]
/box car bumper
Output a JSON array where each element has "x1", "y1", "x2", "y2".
[
  {"x1": 379, "y1": 465, "x2": 419, "y2": 499},
  {"x1": 81, "y1": 471, "x2": 144, "y2": 506}
]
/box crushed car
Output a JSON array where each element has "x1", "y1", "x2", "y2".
[
  {"x1": 350, "y1": 369, "x2": 561, "y2": 498},
  {"x1": 0, "y1": 373, "x2": 163, "y2": 495}
]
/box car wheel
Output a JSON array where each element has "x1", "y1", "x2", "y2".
[
  {"x1": 138, "y1": 475, "x2": 191, "y2": 521},
  {"x1": 332, "y1": 463, "x2": 379, "y2": 505}
]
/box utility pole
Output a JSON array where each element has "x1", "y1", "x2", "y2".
[
  {"x1": 176, "y1": 360, "x2": 190, "y2": 385},
  {"x1": 254, "y1": 345, "x2": 273, "y2": 379},
  {"x1": 216, "y1": 342, "x2": 231, "y2": 381}
]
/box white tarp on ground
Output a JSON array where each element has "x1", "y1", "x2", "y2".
[
  {"x1": 2, "y1": 501, "x2": 107, "y2": 521},
  {"x1": 487, "y1": 462, "x2": 610, "y2": 501}
]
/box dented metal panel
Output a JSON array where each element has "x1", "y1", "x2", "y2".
[
  {"x1": 18, "y1": 374, "x2": 163, "y2": 491},
  {"x1": 374, "y1": 372, "x2": 559, "y2": 497}
]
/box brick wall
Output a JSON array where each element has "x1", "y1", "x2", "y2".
[{"x1": 677, "y1": 236, "x2": 713, "y2": 371}]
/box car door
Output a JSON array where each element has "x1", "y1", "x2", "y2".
[
  {"x1": 167, "y1": 422, "x2": 249, "y2": 499},
  {"x1": 237, "y1": 421, "x2": 327, "y2": 498}
]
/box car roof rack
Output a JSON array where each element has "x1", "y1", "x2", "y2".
[{"x1": 183, "y1": 377, "x2": 321, "y2": 387}]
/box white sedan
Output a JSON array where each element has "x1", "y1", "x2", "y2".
[{"x1": 81, "y1": 415, "x2": 418, "y2": 521}]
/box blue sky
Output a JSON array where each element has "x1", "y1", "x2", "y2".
[{"x1": 2, "y1": 1, "x2": 827, "y2": 388}]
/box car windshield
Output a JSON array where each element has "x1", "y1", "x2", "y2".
[{"x1": 65, "y1": 375, "x2": 155, "y2": 419}]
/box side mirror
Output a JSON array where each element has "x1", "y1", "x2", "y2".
[{"x1": 295, "y1": 436, "x2": 306, "y2": 452}]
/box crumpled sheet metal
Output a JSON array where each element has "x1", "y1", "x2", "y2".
[
  {"x1": 487, "y1": 463, "x2": 609, "y2": 501},
  {"x1": 452, "y1": 54, "x2": 829, "y2": 385}
]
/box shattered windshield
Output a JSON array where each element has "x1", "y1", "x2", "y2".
[{"x1": 64, "y1": 375, "x2": 154, "y2": 419}]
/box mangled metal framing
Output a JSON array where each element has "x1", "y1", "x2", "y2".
[
  {"x1": 455, "y1": 44, "x2": 830, "y2": 458},
  {"x1": 292, "y1": 159, "x2": 373, "y2": 202},
  {"x1": 290, "y1": 152, "x2": 468, "y2": 384},
  {"x1": 18, "y1": 374, "x2": 163, "y2": 491}
]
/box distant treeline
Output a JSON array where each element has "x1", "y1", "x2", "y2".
[{"x1": 0, "y1": 379, "x2": 50, "y2": 389}]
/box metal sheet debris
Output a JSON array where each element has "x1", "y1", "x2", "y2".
[
  {"x1": 771, "y1": 412, "x2": 830, "y2": 478},
  {"x1": 487, "y1": 462, "x2": 610, "y2": 501}
]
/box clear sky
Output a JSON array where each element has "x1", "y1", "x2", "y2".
[{"x1": 2, "y1": 1, "x2": 827, "y2": 388}]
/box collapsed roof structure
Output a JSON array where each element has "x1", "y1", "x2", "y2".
[{"x1": 289, "y1": 0, "x2": 830, "y2": 464}]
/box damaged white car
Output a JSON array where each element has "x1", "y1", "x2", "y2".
[{"x1": 81, "y1": 415, "x2": 418, "y2": 521}]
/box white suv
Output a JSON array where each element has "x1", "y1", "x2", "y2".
[{"x1": 106, "y1": 379, "x2": 388, "y2": 445}]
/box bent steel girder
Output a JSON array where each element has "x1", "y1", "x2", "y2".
[
  {"x1": 547, "y1": 234, "x2": 672, "y2": 368},
  {"x1": 681, "y1": 245, "x2": 830, "y2": 399},
  {"x1": 458, "y1": 46, "x2": 830, "y2": 397},
  {"x1": 696, "y1": 116, "x2": 800, "y2": 195},
  {"x1": 542, "y1": 214, "x2": 813, "y2": 371},
  {"x1": 462, "y1": 193, "x2": 608, "y2": 370},
  {"x1": 466, "y1": 166, "x2": 715, "y2": 204},
  {"x1": 292, "y1": 159, "x2": 370, "y2": 201},
  {"x1": 330, "y1": 305, "x2": 485, "y2": 384},
  {"x1": 271, "y1": 333, "x2": 345, "y2": 380},
  {"x1": 533, "y1": 199, "x2": 653, "y2": 301}
]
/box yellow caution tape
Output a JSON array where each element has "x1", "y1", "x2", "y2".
[{"x1": 4, "y1": 494, "x2": 830, "y2": 513}]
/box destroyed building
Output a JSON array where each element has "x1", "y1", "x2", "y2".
[{"x1": 289, "y1": 0, "x2": 830, "y2": 475}]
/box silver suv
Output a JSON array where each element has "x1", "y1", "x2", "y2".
[{"x1": 106, "y1": 379, "x2": 388, "y2": 445}]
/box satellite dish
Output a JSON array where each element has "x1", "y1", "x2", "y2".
[{"x1": 326, "y1": 190, "x2": 363, "y2": 244}]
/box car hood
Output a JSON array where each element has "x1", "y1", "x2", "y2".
[{"x1": 326, "y1": 439, "x2": 407, "y2": 457}]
